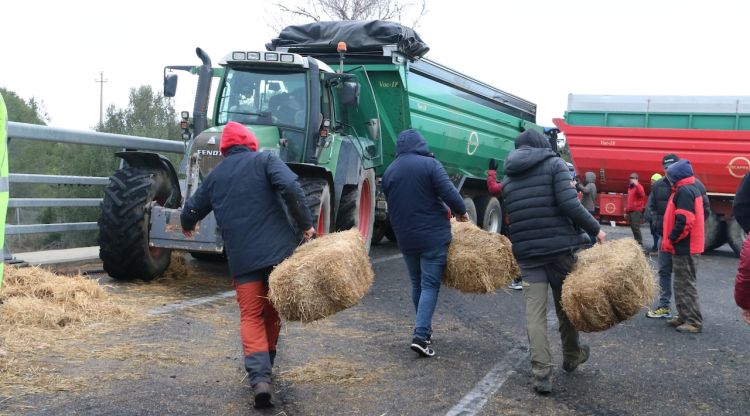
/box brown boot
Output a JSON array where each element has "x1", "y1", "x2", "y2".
[
  {"x1": 667, "y1": 318, "x2": 684, "y2": 328},
  {"x1": 253, "y1": 382, "x2": 273, "y2": 409},
  {"x1": 675, "y1": 323, "x2": 701, "y2": 333}
]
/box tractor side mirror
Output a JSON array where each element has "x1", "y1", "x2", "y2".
[
  {"x1": 340, "y1": 81, "x2": 360, "y2": 107},
  {"x1": 164, "y1": 73, "x2": 178, "y2": 98}
]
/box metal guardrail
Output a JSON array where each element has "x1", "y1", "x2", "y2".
[{"x1": 6, "y1": 122, "x2": 184, "y2": 237}]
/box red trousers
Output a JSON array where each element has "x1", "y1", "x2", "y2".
[{"x1": 233, "y1": 279, "x2": 281, "y2": 386}]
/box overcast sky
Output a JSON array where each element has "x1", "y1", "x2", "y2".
[{"x1": 4, "y1": 0, "x2": 750, "y2": 131}]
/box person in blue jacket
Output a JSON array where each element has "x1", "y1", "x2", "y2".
[
  {"x1": 181, "y1": 121, "x2": 314, "y2": 409},
  {"x1": 382, "y1": 129, "x2": 469, "y2": 357}
]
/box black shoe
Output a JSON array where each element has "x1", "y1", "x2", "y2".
[
  {"x1": 253, "y1": 382, "x2": 273, "y2": 409},
  {"x1": 410, "y1": 337, "x2": 435, "y2": 357},
  {"x1": 563, "y1": 345, "x2": 590, "y2": 373},
  {"x1": 533, "y1": 374, "x2": 552, "y2": 394}
]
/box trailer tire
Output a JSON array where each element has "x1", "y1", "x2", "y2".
[
  {"x1": 98, "y1": 167, "x2": 176, "y2": 281},
  {"x1": 463, "y1": 197, "x2": 477, "y2": 224},
  {"x1": 704, "y1": 213, "x2": 727, "y2": 252},
  {"x1": 336, "y1": 168, "x2": 376, "y2": 252},
  {"x1": 384, "y1": 222, "x2": 397, "y2": 242},
  {"x1": 475, "y1": 196, "x2": 502, "y2": 233},
  {"x1": 371, "y1": 221, "x2": 386, "y2": 245},
  {"x1": 300, "y1": 177, "x2": 332, "y2": 237},
  {"x1": 728, "y1": 218, "x2": 746, "y2": 256}
]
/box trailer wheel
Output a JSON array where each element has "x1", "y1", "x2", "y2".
[
  {"x1": 463, "y1": 197, "x2": 478, "y2": 224},
  {"x1": 704, "y1": 213, "x2": 727, "y2": 252},
  {"x1": 98, "y1": 167, "x2": 177, "y2": 281},
  {"x1": 728, "y1": 218, "x2": 746, "y2": 256},
  {"x1": 474, "y1": 196, "x2": 502, "y2": 233},
  {"x1": 300, "y1": 177, "x2": 332, "y2": 237},
  {"x1": 336, "y1": 169, "x2": 376, "y2": 252},
  {"x1": 371, "y1": 221, "x2": 386, "y2": 245}
]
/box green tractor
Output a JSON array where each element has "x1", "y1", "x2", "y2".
[{"x1": 98, "y1": 45, "x2": 380, "y2": 280}]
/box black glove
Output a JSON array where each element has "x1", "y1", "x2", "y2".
[{"x1": 488, "y1": 159, "x2": 498, "y2": 171}]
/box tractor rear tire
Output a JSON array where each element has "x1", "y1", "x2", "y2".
[
  {"x1": 300, "y1": 177, "x2": 332, "y2": 236},
  {"x1": 728, "y1": 218, "x2": 746, "y2": 256},
  {"x1": 336, "y1": 168, "x2": 376, "y2": 252},
  {"x1": 704, "y1": 213, "x2": 727, "y2": 252},
  {"x1": 98, "y1": 167, "x2": 178, "y2": 281},
  {"x1": 463, "y1": 197, "x2": 478, "y2": 224},
  {"x1": 475, "y1": 196, "x2": 502, "y2": 233}
]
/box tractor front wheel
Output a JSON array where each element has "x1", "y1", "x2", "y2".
[{"x1": 98, "y1": 166, "x2": 178, "y2": 281}]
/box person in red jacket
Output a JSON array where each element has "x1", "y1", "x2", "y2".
[
  {"x1": 662, "y1": 160, "x2": 704, "y2": 333},
  {"x1": 626, "y1": 172, "x2": 646, "y2": 247},
  {"x1": 732, "y1": 172, "x2": 750, "y2": 326},
  {"x1": 487, "y1": 159, "x2": 523, "y2": 290}
]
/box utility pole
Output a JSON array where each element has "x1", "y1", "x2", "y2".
[{"x1": 95, "y1": 71, "x2": 108, "y2": 127}]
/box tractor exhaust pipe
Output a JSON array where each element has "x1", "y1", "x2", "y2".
[{"x1": 192, "y1": 47, "x2": 212, "y2": 136}]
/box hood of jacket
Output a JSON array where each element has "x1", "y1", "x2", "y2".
[
  {"x1": 585, "y1": 171, "x2": 596, "y2": 184},
  {"x1": 396, "y1": 129, "x2": 430, "y2": 156},
  {"x1": 666, "y1": 159, "x2": 694, "y2": 184},
  {"x1": 505, "y1": 130, "x2": 556, "y2": 176},
  {"x1": 220, "y1": 121, "x2": 259, "y2": 155}
]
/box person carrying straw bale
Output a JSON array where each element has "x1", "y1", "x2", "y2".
[
  {"x1": 662, "y1": 159, "x2": 704, "y2": 333},
  {"x1": 382, "y1": 129, "x2": 469, "y2": 357},
  {"x1": 733, "y1": 172, "x2": 750, "y2": 327},
  {"x1": 181, "y1": 121, "x2": 314, "y2": 409},
  {"x1": 501, "y1": 129, "x2": 605, "y2": 395},
  {"x1": 646, "y1": 154, "x2": 709, "y2": 320}
]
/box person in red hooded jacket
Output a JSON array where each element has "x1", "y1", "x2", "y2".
[
  {"x1": 662, "y1": 159, "x2": 704, "y2": 333},
  {"x1": 732, "y1": 172, "x2": 750, "y2": 326},
  {"x1": 181, "y1": 122, "x2": 314, "y2": 408},
  {"x1": 626, "y1": 172, "x2": 647, "y2": 247}
]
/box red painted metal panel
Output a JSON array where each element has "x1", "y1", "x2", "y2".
[{"x1": 554, "y1": 118, "x2": 750, "y2": 196}]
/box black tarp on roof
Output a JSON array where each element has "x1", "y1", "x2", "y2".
[{"x1": 266, "y1": 20, "x2": 429, "y2": 59}]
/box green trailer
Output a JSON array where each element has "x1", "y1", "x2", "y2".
[{"x1": 97, "y1": 21, "x2": 541, "y2": 280}]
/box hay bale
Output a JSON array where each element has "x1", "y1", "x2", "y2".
[
  {"x1": 0, "y1": 266, "x2": 131, "y2": 329},
  {"x1": 268, "y1": 229, "x2": 373, "y2": 323},
  {"x1": 443, "y1": 221, "x2": 519, "y2": 294},
  {"x1": 561, "y1": 238, "x2": 657, "y2": 332}
]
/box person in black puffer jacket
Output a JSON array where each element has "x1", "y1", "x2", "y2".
[{"x1": 501, "y1": 129, "x2": 604, "y2": 395}]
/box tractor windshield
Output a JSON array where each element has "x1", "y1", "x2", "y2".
[{"x1": 217, "y1": 68, "x2": 307, "y2": 129}]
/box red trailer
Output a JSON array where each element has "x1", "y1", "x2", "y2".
[{"x1": 554, "y1": 94, "x2": 750, "y2": 255}]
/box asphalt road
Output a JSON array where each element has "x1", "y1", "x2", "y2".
[{"x1": 9, "y1": 225, "x2": 750, "y2": 416}]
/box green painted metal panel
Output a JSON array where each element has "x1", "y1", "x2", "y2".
[
  {"x1": 566, "y1": 110, "x2": 750, "y2": 131},
  {"x1": 343, "y1": 63, "x2": 538, "y2": 179}
]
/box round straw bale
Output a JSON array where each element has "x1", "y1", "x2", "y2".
[
  {"x1": 443, "y1": 221, "x2": 519, "y2": 294},
  {"x1": 268, "y1": 229, "x2": 374, "y2": 323},
  {"x1": 561, "y1": 238, "x2": 657, "y2": 332}
]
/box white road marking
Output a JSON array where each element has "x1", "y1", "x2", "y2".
[
  {"x1": 147, "y1": 290, "x2": 236, "y2": 315},
  {"x1": 445, "y1": 347, "x2": 528, "y2": 416},
  {"x1": 371, "y1": 253, "x2": 403, "y2": 265}
]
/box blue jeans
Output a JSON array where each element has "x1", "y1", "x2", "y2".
[
  {"x1": 402, "y1": 244, "x2": 448, "y2": 341},
  {"x1": 657, "y1": 249, "x2": 673, "y2": 309}
]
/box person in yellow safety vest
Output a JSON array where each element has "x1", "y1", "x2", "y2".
[{"x1": 0, "y1": 93, "x2": 8, "y2": 287}]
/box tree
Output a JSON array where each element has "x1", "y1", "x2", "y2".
[
  {"x1": 271, "y1": 0, "x2": 428, "y2": 30},
  {"x1": 98, "y1": 85, "x2": 181, "y2": 140},
  {"x1": 1, "y1": 87, "x2": 48, "y2": 125}
]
